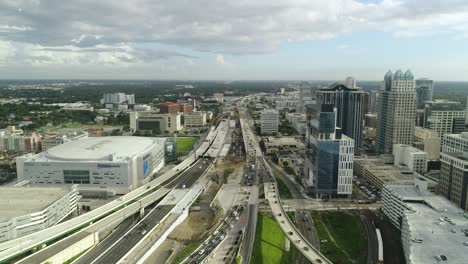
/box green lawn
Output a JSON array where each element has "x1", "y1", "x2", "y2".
[
  {"x1": 175, "y1": 137, "x2": 199, "y2": 154},
  {"x1": 275, "y1": 176, "x2": 292, "y2": 199},
  {"x1": 172, "y1": 241, "x2": 202, "y2": 264},
  {"x1": 312, "y1": 211, "x2": 367, "y2": 264},
  {"x1": 251, "y1": 213, "x2": 290, "y2": 264}
]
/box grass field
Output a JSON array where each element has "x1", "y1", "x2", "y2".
[
  {"x1": 275, "y1": 176, "x2": 292, "y2": 199},
  {"x1": 172, "y1": 241, "x2": 202, "y2": 264},
  {"x1": 176, "y1": 137, "x2": 199, "y2": 154},
  {"x1": 312, "y1": 211, "x2": 367, "y2": 264},
  {"x1": 251, "y1": 213, "x2": 290, "y2": 264}
]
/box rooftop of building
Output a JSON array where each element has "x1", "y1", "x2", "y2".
[
  {"x1": 444, "y1": 132, "x2": 468, "y2": 140},
  {"x1": 443, "y1": 152, "x2": 468, "y2": 162},
  {"x1": 26, "y1": 136, "x2": 164, "y2": 162},
  {"x1": 160, "y1": 102, "x2": 179, "y2": 106},
  {"x1": 355, "y1": 156, "x2": 421, "y2": 184},
  {"x1": 385, "y1": 184, "x2": 468, "y2": 264},
  {"x1": 394, "y1": 144, "x2": 428, "y2": 154},
  {"x1": 261, "y1": 108, "x2": 279, "y2": 114},
  {"x1": 263, "y1": 136, "x2": 303, "y2": 145},
  {"x1": 0, "y1": 186, "x2": 73, "y2": 222},
  {"x1": 319, "y1": 83, "x2": 361, "y2": 92}
]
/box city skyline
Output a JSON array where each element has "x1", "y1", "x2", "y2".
[{"x1": 1, "y1": 0, "x2": 468, "y2": 80}]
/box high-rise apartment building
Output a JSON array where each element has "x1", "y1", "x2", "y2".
[
  {"x1": 316, "y1": 84, "x2": 366, "y2": 148},
  {"x1": 376, "y1": 70, "x2": 417, "y2": 154},
  {"x1": 260, "y1": 109, "x2": 279, "y2": 134},
  {"x1": 423, "y1": 100, "x2": 466, "y2": 137},
  {"x1": 304, "y1": 104, "x2": 354, "y2": 198},
  {"x1": 415, "y1": 78, "x2": 434, "y2": 109},
  {"x1": 439, "y1": 132, "x2": 468, "y2": 210}
]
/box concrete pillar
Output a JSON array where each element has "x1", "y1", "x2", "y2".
[
  {"x1": 140, "y1": 207, "x2": 145, "y2": 217},
  {"x1": 94, "y1": 232, "x2": 100, "y2": 244},
  {"x1": 284, "y1": 239, "x2": 290, "y2": 252}
]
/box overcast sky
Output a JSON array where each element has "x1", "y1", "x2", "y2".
[{"x1": 1, "y1": 0, "x2": 468, "y2": 80}]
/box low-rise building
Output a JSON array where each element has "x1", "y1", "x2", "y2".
[
  {"x1": 0, "y1": 186, "x2": 78, "y2": 242},
  {"x1": 393, "y1": 144, "x2": 428, "y2": 174},
  {"x1": 184, "y1": 112, "x2": 207, "y2": 127},
  {"x1": 213, "y1": 93, "x2": 224, "y2": 103},
  {"x1": 130, "y1": 111, "x2": 182, "y2": 134},
  {"x1": 0, "y1": 133, "x2": 41, "y2": 153},
  {"x1": 382, "y1": 181, "x2": 468, "y2": 264},
  {"x1": 41, "y1": 132, "x2": 88, "y2": 152},
  {"x1": 263, "y1": 137, "x2": 304, "y2": 155},
  {"x1": 276, "y1": 152, "x2": 304, "y2": 177},
  {"x1": 159, "y1": 102, "x2": 180, "y2": 114},
  {"x1": 260, "y1": 109, "x2": 279, "y2": 134},
  {"x1": 414, "y1": 126, "x2": 440, "y2": 160},
  {"x1": 179, "y1": 103, "x2": 193, "y2": 114},
  {"x1": 354, "y1": 156, "x2": 436, "y2": 191}
]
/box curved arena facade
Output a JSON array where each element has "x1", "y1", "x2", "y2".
[{"x1": 16, "y1": 136, "x2": 166, "y2": 196}]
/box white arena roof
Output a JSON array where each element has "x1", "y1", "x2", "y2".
[{"x1": 43, "y1": 136, "x2": 163, "y2": 161}]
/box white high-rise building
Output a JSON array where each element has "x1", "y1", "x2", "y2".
[
  {"x1": 376, "y1": 69, "x2": 417, "y2": 154},
  {"x1": 261, "y1": 109, "x2": 279, "y2": 134},
  {"x1": 345, "y1": 77, "x2": 357, "y2": 89}
]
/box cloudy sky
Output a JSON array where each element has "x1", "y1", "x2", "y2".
[{"x1": 1, "y1": 0, "x2": 468, "y2": 80}]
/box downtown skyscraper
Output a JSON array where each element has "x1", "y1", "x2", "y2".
[
  {"x1": 376, "y1": 70, "x2": 417, "y2": 154},
  {"x1": 304, "y1": 104, "x2": 354, "y2": 199},
  {"x1": 316, "y1": 84, "x2": 366, "y2": 149},
  {"x1": 415, "y1": 78, "x2": 434, "y2": 109}
]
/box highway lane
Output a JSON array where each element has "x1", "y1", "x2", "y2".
[
  {"x1": 74, "y1": 216, "x2": 136, "y2": 264},
  {"x1": 361, "y1": 210, "x2": 378, "y2": 264},
  {"x1": 91, "y1": 205, "x2": 174, "y2": 264},
  {"x1": 78, "y1": 159, "x2": 212, "y2": 264},
  {"x1": 0, "y1": 129, "x2": 219, "y2": 263},
  {"x1": 241, "y1": 204, "x2": 258, "y2": 264}
]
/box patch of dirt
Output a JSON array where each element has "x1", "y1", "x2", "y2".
[{"x1": 169, "y1": 210, "x2": 223, "y2": 242}]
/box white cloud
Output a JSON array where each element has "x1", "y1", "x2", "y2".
[
  {"x1": 1, "y1": 0, "x2": 468, "y2": 69},
  {"x1": 216, "y1": 54, "x2": 225, "y2": 65}
]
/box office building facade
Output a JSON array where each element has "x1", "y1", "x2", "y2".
[
  {"x1": 130, "y1": 111, "x2": 182, "y2": 134},
  {"x1": 316, "y1": 84, "x2": 366, "y2": 148},
  {"x1": 393, "y1": 144, "x2": 428, "y2": 174},
  {"x1": 423, "y1": 100, "x2": 466, "y2": 138},
  {"x1": 376, "y1": 70, "x2": 417, "y2": 154},
  {"x1": 304, "y1": 104, "x2": 354, "y2": 198},
  {"x1": 415, "y1": 78, "x2": 433, "y2": 109},
  {"x1": 439, "y1": 132, "x2": 468, "y2": 210},
  {"x1": 261, "y1": 109, "x2": 279, "y2": 134}
]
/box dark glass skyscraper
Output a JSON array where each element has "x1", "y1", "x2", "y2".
[
  {"x1": 304, "y1": 104, "x2": 354, "y2": 198},
  {"x1": 416, "y1": 78, "x2": 434, "y2": 109},
  {"x1": 316, "y1": 84, "x2": 366, "y2": 149}
]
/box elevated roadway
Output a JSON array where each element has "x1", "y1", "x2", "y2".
[{"x1": 0, "y1": 123, "x2": 222, "y2": 263}]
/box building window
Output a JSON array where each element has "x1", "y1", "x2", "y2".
[{"x1": 63, "y1": 170, "x2": 90, "y2": 184}]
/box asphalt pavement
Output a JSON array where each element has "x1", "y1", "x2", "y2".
[
  {"x1": 74, "y1": 216, "x2": 136, "y2": 264},
  {"x1": 90, "y1": 205, "x2": 174, "y2": 264}
]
